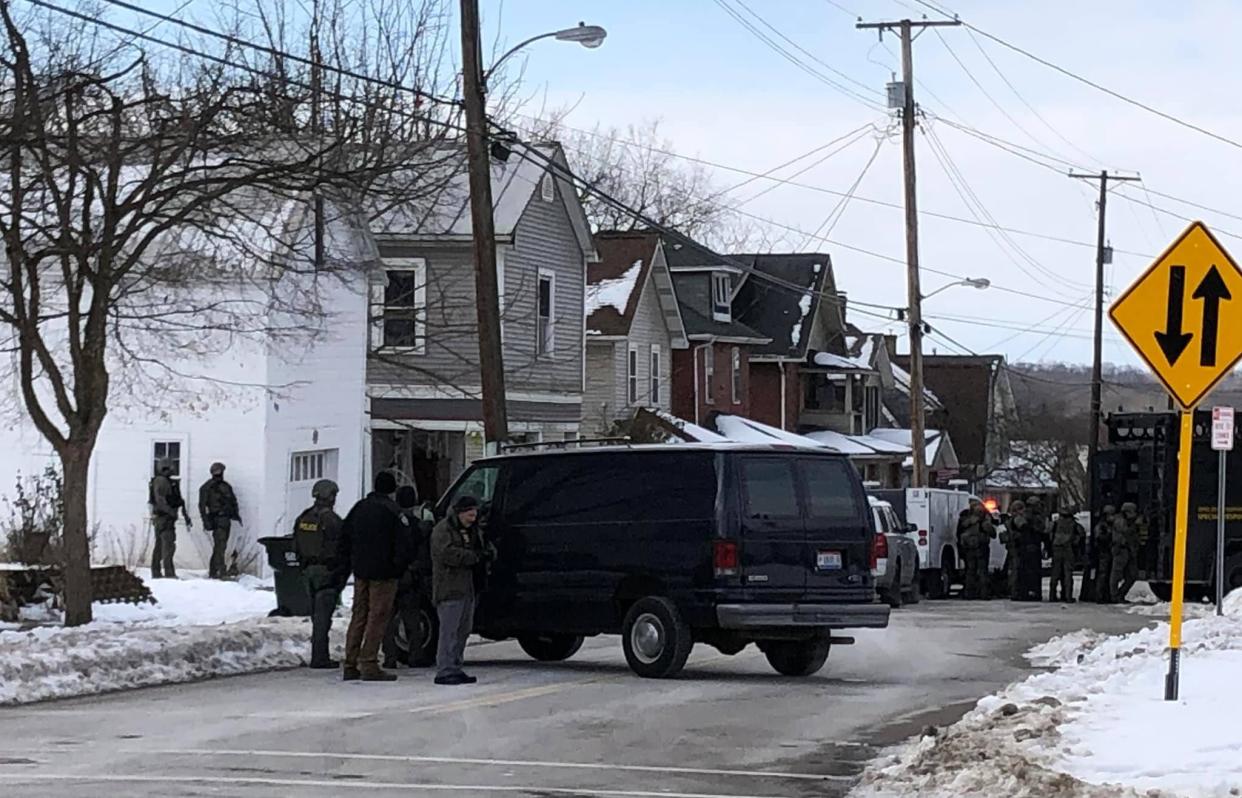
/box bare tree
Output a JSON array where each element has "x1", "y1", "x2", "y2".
[{"x1": 0, "y1": 0, "x2": 461, "y2": 625}]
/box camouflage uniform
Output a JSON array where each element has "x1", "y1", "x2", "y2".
[
  {"x1": 957, "y1": 500, "x2": 995, "y2": 600},
  {"x1": 1110, "y1": 502, "x2": 1142, "y2": 603},
  {"x1": 1093, "y1": 505, "x2": 1116, "y2": 603},
  {"x1": 148, "y1": 460, "x2": 191, "y2": 579},
  {"x1": 199, "y1": 462, "x2": 242, "y2": 580},
  {"x1": 1049, "y1": 509, "x2": 1085, "y2": 602}
]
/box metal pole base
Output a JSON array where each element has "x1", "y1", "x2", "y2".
[{"x1": 1164, "y1": 647, "x2": 1181, "y2": 701}]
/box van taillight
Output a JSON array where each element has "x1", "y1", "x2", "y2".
[
  {"x1": 714, "y1": 540, "x2": 739, "y2": 577},
  {"x1": 917, "y1": 529, "x2": 928, "y2": 546},
  {"x1": 870, "y1": 533, "x2": 888, "y2": 570}
]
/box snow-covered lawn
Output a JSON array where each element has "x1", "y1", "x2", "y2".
[
  {"x1": 854, "y1": 590, "x2": 1242, "y2": 797},
  {"x1": 0, "y1": 570, "x2": 333, "y2": 706}
]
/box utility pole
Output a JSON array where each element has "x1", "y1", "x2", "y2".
[
  {"x1": 858, "y1": 16, "x2": 959, "y2": 487},
  {"x1": 1070, "y1": 171, "x2": 1140, "y2": 518},
  {"x1": 460, "y1": 0, "x2": 509, "y2": 448}
]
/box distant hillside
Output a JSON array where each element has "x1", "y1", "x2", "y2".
[{"x1": 1005, "y1": 362, "x2": 1242, "y2": 443}]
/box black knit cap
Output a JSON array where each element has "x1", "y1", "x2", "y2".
[
  {"x1": 453, "y1": 495, "x2": 479, "y2": 512},
  {"x1": 374, "y1": 471, "x2": 398, "y2": 495}
]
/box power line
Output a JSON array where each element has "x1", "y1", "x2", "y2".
[
  {"x1": 800, "y1": 135, "x2": 884, "y2": 248},
  {"x1": 913, "y1": 0, "x2": 1242, "y2": 152},
  {"x1": 731, "y1": 126, "x2": 877, "y2": 208},
  {"x1": 705, "y1": 123, "x2": 878, "y2": 201},
  {"x1": 712, "y1": 0, "x2": 886, "y2": 110}
]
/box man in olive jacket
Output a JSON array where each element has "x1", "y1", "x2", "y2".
[{"x1": 431, "y1": 495, "x2": 490, "y2": 686}]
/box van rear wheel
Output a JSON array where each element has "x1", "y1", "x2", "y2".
[
  {"x1": 518, "y1": 633, "x2": 585, "y2": 662},
  {"x1": 762, "y1": 637, "x2": 830, "y2": 677},
  {"x1": 621, "y1": 597, "x2": 693, "y2": 679},
  {"x1": 395, "y1": 600, "x2": 438, "y2": 667}
]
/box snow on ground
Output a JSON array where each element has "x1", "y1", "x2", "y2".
[
  {"x1": 853, "y1": 590, "x2": 1242, "y2": 798},
  {"x1": 0, "y1": 570, "x2": 339, "y2": 706}
]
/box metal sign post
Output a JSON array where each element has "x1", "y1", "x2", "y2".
[
  {"x1": 1109, "y1": 221, "x2": 1242, "y2": 701},
  {"x1": 1211, "y1": 406, "x2": 1234, "y2": 617}
]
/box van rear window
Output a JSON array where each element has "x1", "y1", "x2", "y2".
[
  {"x1": 739, "y1": 459, "x2": 800, "y2": 519},
  {"x1": 504, "y1": 452, "x2": 716, "y2": 525},
  {"x1": 801, "y1": 458, "x2": 865, "y2": 522}
]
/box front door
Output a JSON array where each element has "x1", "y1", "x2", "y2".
[{"x1": 736, "y1": 456, "x2": 805, "y2": 601}]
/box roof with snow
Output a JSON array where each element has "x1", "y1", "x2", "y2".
[
  {"x1": 812, "y1": 351, "x2": 873, "y2": 371},
  {"x1": 731, "y1": 253, "x2": 834, "y2": 358},
  {"x1": 866, "y1": 427, "x2": 957, "y2": 470},
  {"x1": 587, "y1": 232, "x2": 656, "y2": 336},
  {"x1": 713, "y1": 414, "x2": 828, "y2": 450},
  {"x1": 672, "y1": 277, "x2": 771, "y2": 342}
]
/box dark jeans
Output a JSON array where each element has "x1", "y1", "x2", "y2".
[
  {"x1": 436, "y1": 595, "x2": 475, "y2": 679},
  {"x1": 344, "y1": 579, "x2": 398, "y2": 673},
  {"x1": 152, "y1": 515, "x2": 177, "y2": 578},
  {"x1": 1096, "y1": 552, "x2": 1114, "y2": 603},
  {"x1": 208, "y1": 518, "x2": 231, "y2": 579},
  {"x1": 1016, "y1": 544, "x2": 1043, "y2": 600}
]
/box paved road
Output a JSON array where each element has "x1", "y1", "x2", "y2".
[{"x1": 0, "y1": 600, "x2": 1154, "y2": 798}]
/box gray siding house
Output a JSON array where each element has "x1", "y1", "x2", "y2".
[
  {"x1": 366, "y1": 142, "x2": 597, "y2": 499},
  {"x1": 583, "y1": 232, "x2": 688, "y2": 435}
]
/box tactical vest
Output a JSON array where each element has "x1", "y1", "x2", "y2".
[{"x1": 294, "y1": 507, "x2": 328, "y2": 563}]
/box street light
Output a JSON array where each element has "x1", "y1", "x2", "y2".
[
  {"x1": 488, "y1": 22, "x2": 608, "y2": 80},
  {"x1": 921, "y1": 277, "x2": 990, "y2": 301}
]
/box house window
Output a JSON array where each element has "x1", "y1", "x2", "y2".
[
  {"x1": 731, "y1": 347, "x2": 742, "y2": 404},
  {"x1": 371, "y1": 258, "x2": 426, "y2": 352},
  {"x1": 649, "y1": 345, "x2": 662, "y2": 405},
  {"x1": 537, "y1": 272, "x2": 555, "y2": 357},
  {"x1": 804, "y1": 376, "x2": 847, "y2": 412},
  {"x1": 541, "y1": 172, "x2": 555, "y2": 202},
  {"x1": 712, "y1": 273, "x2": 732, "y2": 322},
  {"x1": 628, "y1": 345, "x2": 639, "y2": 405},
  {"x1": 290, "y1": 449, "x2": 339, "y2": 483},
  {"x1": 152, "y1": 441, "x2": 183, "y2": 479},
  {"x1": 704, "y1": 347, "x2": 715, "y2": 405},
  {"x1": 864, "y1": 384, "x2": 881, "y2": 432}
]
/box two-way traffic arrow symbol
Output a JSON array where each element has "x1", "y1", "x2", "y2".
[
  {"x1": 1155, "y1": 265, "x2": 1193, "y2": 365},
  {"x1": 1153, "y1": 263, "x2": 1234, "y2": 367},
  {"x1": 1193, "y1": 264, "x2": 1232, "y2": 367}
]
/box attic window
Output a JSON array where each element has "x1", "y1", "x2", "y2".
[
  {"x1": 712, "y1": 273, "x2": 731, "y2": 322},
  {"x1": 540, "y1": 172, "x2": 555, "y2": 202}
]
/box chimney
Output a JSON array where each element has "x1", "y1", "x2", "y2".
[{"x1": 883, "y1": 333, "x2": 899, "y2": 358}]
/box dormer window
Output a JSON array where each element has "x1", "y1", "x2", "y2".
[{"x1": 712, "y1": 272, "x2": 731, "y2": 322}]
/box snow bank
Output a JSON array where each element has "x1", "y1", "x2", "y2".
[
  {"x1": 0, "y1": 571, "x2": 326, "y2": 706},
  {"x1": 853, "y1": 591, "x2": 1242, "y2": 797}
]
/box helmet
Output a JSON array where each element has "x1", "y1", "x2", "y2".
[
  {"x1": 1121, "y1": 501, "x2": 1138, "y2": 514},
  {"x1": 1027, "y1": 495, "x2": 1044, "y2": 506},
  {"x1": 1102, "y1": 504, "x2": 1116, "y2": 515},
  {"x1": 312, "y1": 479, "x2": 339, "y2": 501},
  {"x1": 209, "y1": 462, "x2": 225, "y2": 476},
  {"x1": 1009, "y1": 500, "x2": 1026, "y2": 513},
  {"x1": 157, "y1": 458, "x2": 174, "y2": 475}
]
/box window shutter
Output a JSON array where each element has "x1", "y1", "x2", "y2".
[{"x1": 369, "y1": 280, "x2": 385, "y2": 350}]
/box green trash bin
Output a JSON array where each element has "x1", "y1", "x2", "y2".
[{"x1": 258, "y1": 536, "x2": 312, "y2": 617}]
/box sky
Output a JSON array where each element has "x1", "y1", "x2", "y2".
[{"x1": 125, "y1": 1, "x2": 1242, "y2": 367}]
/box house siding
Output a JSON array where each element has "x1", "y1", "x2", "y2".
[
  {"x1": 671, "y1": 342, "x2": 751, "y2": 425},
  {"x1": 583, "y1": 341, "x2": 617, "y2": 434},
  {"x1": 749, "y1": 361, "x2": 800, "y2": 431},
  {"x1": 367, "y1": 173, "x2": 586, "y2": 402}
]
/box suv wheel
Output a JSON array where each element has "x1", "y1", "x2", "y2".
[
  {"x1": 762, "y1": 637, "x2": 831, "y2": 677},
  {"x1": 518, "y1": 633, "x2": 585, "y2": 662},
  {"x1": 886, "y1": 561, "x2": 904, "y2": 609},
  {"x1": 621, "y1": 597, "x2": 693, "y2": 679},
  {"x1": 903, "y1": 565, "x2": 921, "y2": 605},
  {"x1": 395, "y1": 600, "x2": 438, "y2": 667}
]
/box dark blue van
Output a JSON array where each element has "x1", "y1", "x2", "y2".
[{"x1": 406, "y1": 443, "x2": 888, "y2": 679}]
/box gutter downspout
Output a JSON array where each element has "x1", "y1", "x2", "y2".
[{"x1": 693, "y1": 342, "x2": 712, "y2": 426}]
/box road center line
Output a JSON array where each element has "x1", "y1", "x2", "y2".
[
  {"x1": 150, "y1": 748, "x2": 851, "y2": 782},
  {"x1": 0, "y1": 773, "x2": 802, "y2": 797}
]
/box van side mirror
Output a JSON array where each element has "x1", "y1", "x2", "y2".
[{"x1": 905, "y1": 522, "x2": 917, "y2": 533}]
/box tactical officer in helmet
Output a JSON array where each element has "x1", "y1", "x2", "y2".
[
  {"x1": 149, "y1": 459, "x2": 192, "y2": 579},
  {"x1": 1093, "y1": 505, "x2": 1117, "y2": 603},
  {"x1": 293, "y1": 479, "x2": 348, "y2": 669},
  {"x1": 1110, "y1": 502, "x2": 1143, "y2": 603},
  {"x1": 198, "y1": 462, "x2": 242, "y2": 580}
]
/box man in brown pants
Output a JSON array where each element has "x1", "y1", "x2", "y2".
[{"x1": 339, "y1": 471, "x2": 411, "y2": 682}]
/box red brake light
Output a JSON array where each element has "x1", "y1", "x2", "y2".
[
  {"x1": 713, "y1": 539, "x2": 739, "y2": 577},
  {"x1": 870, "y1": 533, "x2": 888, "y2": 569},
  {"x1": 918, "y1": 529, "x2": 928, "y2": 546}
]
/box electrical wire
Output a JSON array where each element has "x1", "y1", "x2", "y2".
[
  {"x1": 731, "y1": 125, "x2": 877, "y2": 209},
  {"x1": 913, "y1": 0, "x2": 1242, "y2": 152},
  {"x1": 704, "y1": 123, "x2": 878, "y2": 201},
  {"x1": 799, "y1": 135, "x2": 884, "y2": 249}
]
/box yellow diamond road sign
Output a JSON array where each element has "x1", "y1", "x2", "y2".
[{"x1": 1110, "y1": 221, "x2": 1242, "y2": 409}]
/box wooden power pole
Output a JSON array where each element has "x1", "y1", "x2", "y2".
[
  {"x1": 1069, "y1": 170, "x2": 1140, "y2": 519},
  {"x1": 857, "y1": 16, "x2": 959, "y2": 487},
  {"x1": 460, "y1": 0, "x2": 510, "y2": 447}
]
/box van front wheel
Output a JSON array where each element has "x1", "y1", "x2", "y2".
[
  {"x1": 621, "y1": 597, "x2": 693, "y2": 679},
  {"x1": 762, "y1": 637, "x2": 831, "y2": 677},
  {"x1": 518, "y1": 633, "x2": 585, "y2": 662}
]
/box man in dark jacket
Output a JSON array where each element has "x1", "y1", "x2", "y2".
[
  {"x1": 431, "y1": 495, "x2": 490, "y2": 686},
  {"x1": 198, "y1": 462, "x2": 242, "y2": 580},
  {"x1": 339, "y1": 471, "x2": 411, "y2": 682},
  {"x1": 149, "y1": 459, "x2": 192, "y2": 579},
  {"x1": 292, "y1": 479, "x2": 347, "y2": 669},
  {"x1": 1049, "y1": 508, "x2": 1085, "y2": 603},
  {"x1": 383, "y1": 485, "x2": 425, "y2": 669},
  {"x1": 1094, "y1": 505, "x2": 1117, "y2": 603}
]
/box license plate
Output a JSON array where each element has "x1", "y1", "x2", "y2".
[{"x1": 816, "y1": 550, "x2": 842, "y2": 570}]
